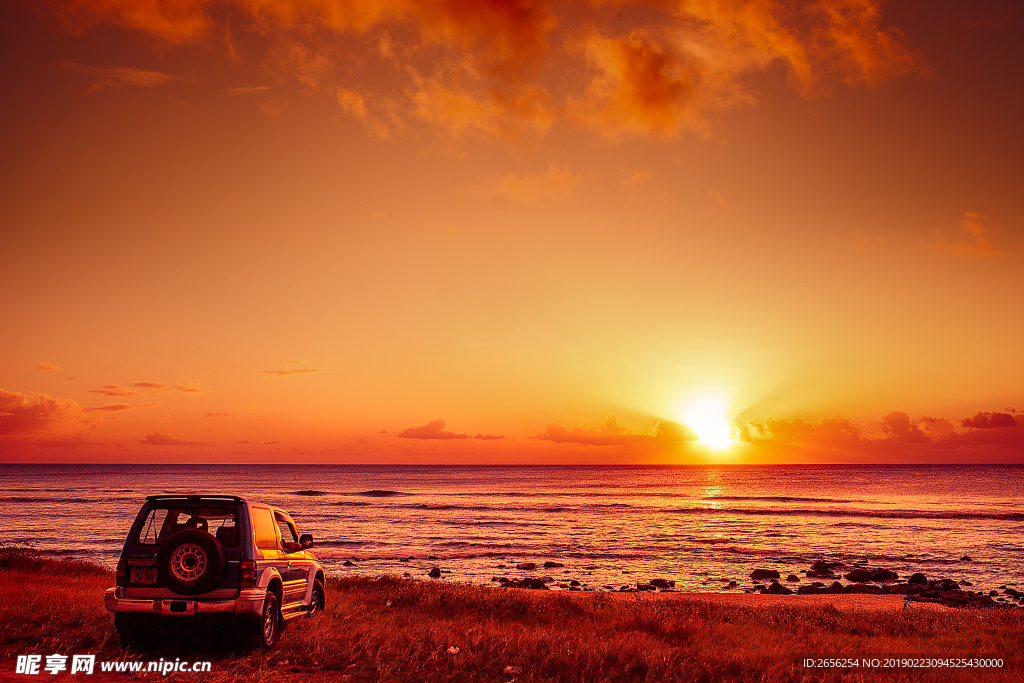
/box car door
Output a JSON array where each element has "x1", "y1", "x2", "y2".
[{"x1": 275, "y1": 511, "x2": 309, "y2": 607}]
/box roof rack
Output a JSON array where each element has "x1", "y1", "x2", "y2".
[{"x1": 145, "y1": 494, "x2": 245, "y2": 502}]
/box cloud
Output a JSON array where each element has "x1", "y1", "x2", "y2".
[
  {"x1": 88, "y1": 385, "x2": 140, "y2": 397},
  {"x1": 0, "y1": 389, "x2": 83, "y2": 435},
  {"x1": 264, "y1": 368, "x2": 321, "y2": 376},
  {"x1": 85, "y1": 402, "x2": 157, "y2": 412},
  {"x1": 131, "y1": 382, "x2": 166, "y2": 389},
  {"x1": 34, "y1": 434, "x2": 102, "y2": 448},
  {"x1": 174, "y1": 383, "x2": 205, "y2": 393},
  {"x1": 759, "y1": 415, "x2": 863, "y2": 445},
  {"x1": 948, "y1": 212, "x2": 1004, "y2": 256},
  {"x1": 960, "y1": 411, "x2": 1019, "y2": 429},
  {"x1": 56, "y1": 62, "x2": 180, "y2": 92},
  {"x1": 226, "y1": 86, "x2": 274, "y2": 95},
  {"x1": 485, "y1": 165, "x2": 581, "y2": 205},
  {"x1": 41, "y1": 0, "x2": 923, "y2": 139},
  {"x1": 880, "y1": 411, "x2": 929, "y2": 443},
  {"x1": 140, "y1": 432, "x2": 207, "y2": 446},
  {"x1": 337, "y1": 87, "x2": 392, "y2": 139},
  {"x1": 34, "y1": 362, "x2": 62, "y2": 372},
  {"x1": 205, "y1": 412, "x2": 230, "y2": 417},
  {"x1": 533, "y1": 416, "x2": 696, "y2": 447},
  {"x1": 397, "y1": 419, "x2": 505, "y2": 440}
]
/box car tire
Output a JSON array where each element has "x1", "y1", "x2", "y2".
[
  {"x1": 247, "y1": 592, "x2": 281, "y2": 649},
  {"x1": 309, "y1": 579, "x2": 325, "y2": 616},
  {"x1": 157, "y1": 529, "x2": 226, "y2": 595}
]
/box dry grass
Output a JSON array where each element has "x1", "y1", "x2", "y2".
[{"x1": 1, "y1": 549, "x2": 1021, "y2": 682}]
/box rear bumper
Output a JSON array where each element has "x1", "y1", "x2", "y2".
[{"x1": 104, "y1": 587, "x2": 266, "y2": 617}]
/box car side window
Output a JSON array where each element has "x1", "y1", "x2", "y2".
[
  {"x1": 136, "y1": 508, "x2": 168, "y2": 545},
  {"x1": 275, "y1": 512, "x2": 301, "y2": 551},
  {"x1": 252, "y1": 507, "x2": 279, "y2": 550}
]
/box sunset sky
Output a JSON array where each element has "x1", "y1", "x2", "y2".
[{"x1": 1, "y1": 0, "x2": 1022, "y2": 463}]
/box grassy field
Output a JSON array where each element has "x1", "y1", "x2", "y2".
[{"x1": 1, "y1": 549, "x2": 1021, "y2": 682}]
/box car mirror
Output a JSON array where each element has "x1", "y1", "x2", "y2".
[{"x1": 299, "y1": 533, "x2": 313, "y2": 549}]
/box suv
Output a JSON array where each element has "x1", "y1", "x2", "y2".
[{"x1": 104, "y1": 494, "x2": 325, "y2": 649}]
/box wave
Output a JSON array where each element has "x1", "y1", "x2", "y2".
[
  {"x1": 1, "y1": 496, "x2": 101, "y2": 504},
  {"x1": 664, "y1": 506, "x2": 1024, "y2": 520},
  {"x1": 356, "y1": 490, "x2": 409, "y2": 497},
  {"x1": 702, "y1": 495, "x2": 861, "y2": 504},
  {"x1": 291, "y1": 490, "x2": 330, "y2": 496}
]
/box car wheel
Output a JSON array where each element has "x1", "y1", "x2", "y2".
[
  {"x1": 157, "y1": 529, "x2": 226, "y2": 595},
  {"x1": 248, "y1": 592, "x2": 280, "y2": 649},
  {"x1": 309, "y1": 579, "x2": 325, "y2": 616}
]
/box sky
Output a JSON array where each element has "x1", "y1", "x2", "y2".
[{"x1": 1, "y1": 0, "x2": 1022, "y2": 464}]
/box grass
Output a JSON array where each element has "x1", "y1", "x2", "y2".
[{"x1": 1, "y1": 548, "x2": 1021, "y2": 682}]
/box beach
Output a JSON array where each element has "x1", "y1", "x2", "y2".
[{"x1": 2, "y1": 549, "x2": 1021, "y2": 682}]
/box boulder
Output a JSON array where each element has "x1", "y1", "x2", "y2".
[
  {"x1": 650, "y1": 578, "x2": 675, "y2": 588},
  {"x1": 765, "y1": 581, "x2": 793, "y2": 595},
  {"x1": 811, "y1": 559, "x2": 845, "y2": 570},
  {"x1": 516, "y1": 563, "x2": 537, "y2": 570},
  {"x1": 806, "y1": 568, "x2": 837, "y2": 579},
  {"x1": 844, "y1": 568, "x2": 873, "y2": 582},
  {"x1": 728, "y1": 580, "x2": 738, "y2": 587},
  {"x1": 750, "y1": 569, "x2": 780, "y2": 581},
  {"x1": 543, "y1": 561, "x2": 565, "y2": 568},
  {"x1": 847, "y1": 583, "x2": 883, "y2": 594},
  {"x1": 786, "y1": 574, "x2": 800, "y2": 582},
  {"x1": 342, "y1": 560, "x2": 355, "y2": 567},
  {"x1": 824, "y1": 582, "x2": 846, "y2": 594},
  {"x1": 960, "y1": 556, "x2": 973, "y2": 562},
  {"x1": 869, "y1": 569, "x2": 898, "y2": 582},
  {"x1": 932, "y1": 579, "x2": 960, "y2": 591},
  {"x1": 428, "y1": 567, "x2": 442, "y2": 578},
  {"x1": 908, "y1": 573, "x2": 928, "y2": 585},
  {"x1": 797, "y1": 584, "x2": 827, "y2": 595},
  {"x1": 569, "y1": 580, "x2": 581, "y2": 587},
  {"x1": 427, "y1": 556, "x2": 438, "y2": 560}
]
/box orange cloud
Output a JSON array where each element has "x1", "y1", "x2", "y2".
[
  {"x1": 34, "y1": 362, "x2": 62, "y2": 372},
  {"x1": 398, "y1": 419, "x2": 505, "y2": 440},
  {"x1": 960, "y1": 411, "x2": 1019, "y2": 429},
  {"x1": 131, "y1": 381, "x2": 166, "y2": 389},
  {"x1": 485, "y1": 165, "x2": 581, "y2": 205},
  {"x1": 756, "y1": 415, "x2": 862, "y2": 445},
  {"x1": 56, "y1": 62, "x2": 180, "y2": 92},
  {"x1": 140, "y1": 432, "x2": 207, "y2": 445},
  {"x1": 0, "y1": 389, "x2": 83, "y2": 435},
  {"x1": 533, "y1": 416, "x2": 696, "y2": 447},
  {"x1": 85, "y1": 402, "x2": 157, "y2": 412},
  {"x1": 880, "y1": 411, "x2": 929, "y2": 443},
  {"x1": 42, "y1": 0, "x2": 922, "y2": 138},
  {"x1": 88, "y1": 385, "x2": 141, "y2": 397},
  {"x1": 264, "y1": 368, "x2": 320, "y2": 375},
  {"x1": 949, "y1": 211, "x2": 1004, "y2": 256}
]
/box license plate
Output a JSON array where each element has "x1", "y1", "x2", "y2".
[{"x1": 131, "y1": 566, "x2": 157, "y2": 584}]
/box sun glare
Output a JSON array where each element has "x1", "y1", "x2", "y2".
[{"x1": 682, "y1": 398, "x2": 734, "y2": 450}]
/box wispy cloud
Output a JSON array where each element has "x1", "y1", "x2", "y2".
[
  {"x1": 226, "y1": 85, "x2": 273, "y2": 96},
  {"x1": 85, "y1": 402, "x2": 157, "y2": 412},
  {"x1": 140, "y1": 432, "x2": 208, "y2": 446},
  {"x1": 484, "y1": 165, "x2": 582, "y2": 206},
  {"x1": 56, "y1": 62, "x2": 179, "y2": 92},
  {"x1": 264, "y1": 368, "x2": 320, "y2": 376},
  {"x1": 0, "y1": 388, "x2": 82, "y2": 435},
  {"x1": 398, "y1": 419, "x2": 506, "y2": 440},
  {"x1": 34, "y1": 362, "x2": 61, "y2": 372},
  {"x1": 947, "y1": 211, "x2": 1004, "y2": 256},
  {"x1": 88, "y1": 385, "x2": 140, "y2": 397},
  {"x1": 205, "y1": 412, "x2": 230, "y2": 417}
]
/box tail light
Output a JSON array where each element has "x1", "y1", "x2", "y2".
[
  {"x1": 116, "y1": 559, "x2": 127, "y2": 587},
  {"x1": 239, "y1": 560, "x2": 257, "y2": 588}
]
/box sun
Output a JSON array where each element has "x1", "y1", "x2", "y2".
[{"x1": 682, "y1": 398, "x2": 734, "y2": 450}]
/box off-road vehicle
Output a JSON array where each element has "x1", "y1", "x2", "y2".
[{"x1": 104, "y1": 494, "x2": 325, "y2": 649}]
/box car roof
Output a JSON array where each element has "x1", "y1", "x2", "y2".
[{"x1": 145, "y1": 493, "x2": 246, "y2": 503}]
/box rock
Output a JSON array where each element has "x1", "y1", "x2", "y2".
[
  {"x1": 543, "y1": 561, "x2": 565, "y2": 568},
  {"x1": 541, "y1": 576, "x2": 554, "y2": 583},
  {"x1": 765, "y1": 581, "x2": 793, "y2": 595},
  {"x1": 399, "y1": 558, "x2": 409, "y2": 562},
  {"x1": 650, "y1": 578, "x2": 675, "y2": 588},
  {"x1": 403, "y1": 572, "x2": 411, "y2": 577},
  {"x1": 728, "y1": 580, "x2": 737, "y2": 587},
  {"x1": 428, "y1": 567, "x2": 442, "y2": 578},
  {"x1": 427, "y1": 556, "x2": 438, "y2": 560},
  {"x1": 750, "y1": 569, "x2": 780, "y2": 581},
  {"x1": 342, "y1": 560, "x2": 355, "y2": 567},
  {"x1": 844, "y1": 568, "x2": 873, "y2": 582},
  {"x1": 569, "y1": 580, "x2": 581, "y2": 587},
  {"x1": 811, "y1": 559, "x2": 845, "y2": 570},
  {"x1": 961, "y1": 580, "x2": 972, "y2": 586},
  {"x1": 824, "y1": 582, "x2": 846, "y2": 594},
  {"x1": 908, "y1": 573, "x2": 928, "y2": 585},
  {"x1": 989, "y1": 590, "x2": 999, "y2": 597},
  {"x1": 636, "y1": 583, "x2": 654, "y2": 591},
  {"x1": 961, "y1": 556, "x2": 973, "y2": 562},
  {"x1": 886, "y1": 583, "x2": 921, "y2": 595},
  {"x1": 569, "y1": 586, "x2": 581, "y2": 591},
  {"x1": 932, "y1": 579, "x2": 960, "y2": 591},
  {"x1": 786, "y1": 574, "x2": 800, "y2": 582},
  {"x1": 516, "y1": 562, "x2": 537, "y2": 570},
  {"x1": 869, "y1": 569, "x2": 898, "y2": 582}
]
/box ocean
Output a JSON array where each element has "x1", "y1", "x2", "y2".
[{"x1": 1, "y1": 464, "x2": 1021, "y2": 592}]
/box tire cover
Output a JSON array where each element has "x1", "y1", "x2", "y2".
[{"x1": 157, "y1": 529, "x2": 226, "y2": 595}]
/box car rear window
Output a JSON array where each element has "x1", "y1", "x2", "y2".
[{"x1": 135, "y1": 504, "x2": 242, "y2": 548}]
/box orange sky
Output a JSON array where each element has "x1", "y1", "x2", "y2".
[{"x1": 1, "y1": 0, "x2": 1022, "y2": 463}]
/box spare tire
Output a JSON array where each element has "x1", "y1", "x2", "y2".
[{"x1": 157, "y1": 529, "x2": 226, "y2": 595}]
